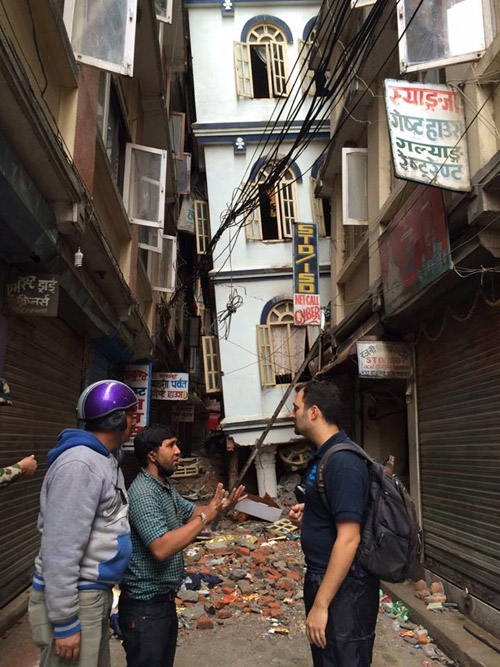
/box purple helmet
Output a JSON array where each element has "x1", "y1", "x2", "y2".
[{"x1": 77, "y1": 380, "x2": 137, "y2": 428}]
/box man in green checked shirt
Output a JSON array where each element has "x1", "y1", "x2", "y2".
[{"x1": 119, "y1": 424, "x2": 246, "y2": 667}]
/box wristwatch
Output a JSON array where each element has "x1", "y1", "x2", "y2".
[{"x1": 199, "y1": 511, "x2": 208, "y2": 527}]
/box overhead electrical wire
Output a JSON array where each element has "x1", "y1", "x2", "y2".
[{"x1": 166, "y1": 0, "x2": 400, "y2": 311}]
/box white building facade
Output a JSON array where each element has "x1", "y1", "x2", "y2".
[{"x1": 186, "y1": 0, "x2": 331, "y2": 495}]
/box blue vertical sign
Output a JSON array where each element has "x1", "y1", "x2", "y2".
[{"x1": 293, "y1": 222, "x2": 320, "y2": 326}]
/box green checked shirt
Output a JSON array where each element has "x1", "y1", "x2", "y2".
[{"x1": 121, "y1": 469, "x2": 195, "y2": 600}]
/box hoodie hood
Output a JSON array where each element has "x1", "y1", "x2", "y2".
[{"x1": 48, "y1": 429, "x2": 110, "y2": 466}]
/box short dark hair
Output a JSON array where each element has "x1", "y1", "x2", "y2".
[
  {"x1": 297, "y1": 379, "x2": 342, "y2": 426},
  {"x1": 134, "y1": 424, "x2": 176, "y2": 467}
]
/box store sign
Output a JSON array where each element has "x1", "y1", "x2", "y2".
[
  {"x1": 152, "y1": 372, "x2": 189, "y2": 400},
  {"x1": 385, "y1": 79, "x2": 470, "y2": 192},
  {"x1": 4, "y1": 274, "x2": 59, "y2": 316},
  {"x1": 123, "y1": 363, "x2": 152, "y2": 448},
  {"x1": 379, "y1": 185, "x2": 452, "y2": 315},
  {"x1": 293, "y1": 222, "x2": 320, "y2": 326},
  {"x1": 357, "y1": 341, "x2": 412, "y2": 379},
  {"x1": 172, "y1": 404, "x2": 195, "y2": 422}
]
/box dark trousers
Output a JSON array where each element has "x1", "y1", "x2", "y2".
[
  {"x1": 118, "y1": 595, "x2": 178, "y2": 667},
  {"x1": 304, "y1": 570, "x2": 379, "y2": 667}
]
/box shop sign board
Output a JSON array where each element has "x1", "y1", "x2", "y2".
[
  {"x1": 4, "y1": 274, "x2": 59, "y2": 316},
  {"x1": 123, "y1": 362, "x2": 152, "y2": 449},
  {"x1": 152, "y1": 372, "x2": 189, "y2": 400},
  {"x1": 385, "y1": 79, "x2": 470, "y2": 192},
  {"x1": 357, "y1": 341, "x2": 413, "y2": 379},
  {"x1": 379, "y1": 185, "x2": 451, "y2": 315},
  {"x1": 172, "y1": 404, "x2": 195, "y2": 422},
  {"x1": 293, "y1": 222, "x2": 320, "y2": 326}
]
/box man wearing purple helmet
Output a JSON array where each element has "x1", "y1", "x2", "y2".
[{"x1": 29, "y1": 380, "x2": 137, "y2": 666}]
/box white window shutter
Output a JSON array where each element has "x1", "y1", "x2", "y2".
[
  {"x1": 271, "y1": 42, "x2": 288, "y2": 97},
  {"x1": 63, "y1": 0, "x2": 138, "y2": 76},
  {"x1": 277, "y1": 181, "x2": 296, "y2": 238},
  {"x1": 123, "y1": 143, "x2": 167, "y2": 228},
  {"x1": 202, "y1": 336, "x2": 222, "y2": 393},
  {"x1": 149, "y1": 235, "x2": 177, "y2": 292},
  {"x1": 194, "y1": 200, "x2": 210, "y2": 254},
  {"x1": 256, "y1": 325, "x2": 275, "y2": 386},
  {"x1": 298, "y1": 38, "x2": 315, "y2": 96},
  {"x1": 342, "y1": 148, "x2": 368, "y2": 225},
  {"x1": 310, "y1": 177, "x2": 326, "y2": 237},
  {"x1": 234, "y1": 42, "x2": 253, "y2": 98}
]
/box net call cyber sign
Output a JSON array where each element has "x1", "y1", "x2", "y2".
[{"x1": 293, "y1": 222, "x2": 320, "y2": 326}]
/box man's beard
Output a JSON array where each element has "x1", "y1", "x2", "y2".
[{"x1": 154, "y1": 460, "x2": 175, "y2": 478}]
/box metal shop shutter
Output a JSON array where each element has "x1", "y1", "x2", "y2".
[
  {"x1": 417, "y1": 298, "x2": 500, "y2": 610},
  {"x1": 0, "y1": 316, "x2": 84, "y2": 607}
]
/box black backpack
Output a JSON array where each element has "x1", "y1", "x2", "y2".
[{"x1": 317, "y1": 443, "x2": 422, "y2": 583}]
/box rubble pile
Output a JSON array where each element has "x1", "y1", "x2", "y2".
[{"x1": 176, "y1": 526, "x2": 306, "y2": 638}]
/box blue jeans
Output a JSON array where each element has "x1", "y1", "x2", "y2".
[
  {"x1": 118, "y1": 595, "x2": 178, "y2": 667},
  {"x1": 304, "y1": 570, "x2": 379, "y2": 667}
]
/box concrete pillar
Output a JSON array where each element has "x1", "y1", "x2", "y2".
[{"x1": 254, "y1": 445, "x2": 278, "y2": 498}]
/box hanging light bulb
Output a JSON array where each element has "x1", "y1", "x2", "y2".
[{"x1": 74, "y1": 247, "x2": 84, "y2": 267}]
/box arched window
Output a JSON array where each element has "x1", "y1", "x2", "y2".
[
  {"x1": 234, "y1": 22, "x2": 290, "y2": 99},
  {"x1": 244, "y1": 162, "x2": 299, "y2": 241},
  {"x1": 256, "y1": 300, "x2": 307, "y2": 385}
]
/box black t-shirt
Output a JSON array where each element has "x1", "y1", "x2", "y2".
[{"x1": 300, "y1": 430, "x2": 370, "y2": 574}]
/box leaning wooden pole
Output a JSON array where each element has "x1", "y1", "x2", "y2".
[{"x1": 233, "y1": 337, "x2": 320, "y2": 489}]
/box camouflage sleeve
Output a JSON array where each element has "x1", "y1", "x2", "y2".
[{"x1": 0, "y1": 463, "x2": 22, "y2": 487}]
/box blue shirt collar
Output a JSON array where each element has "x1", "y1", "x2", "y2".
[{"x1": 310, "y1": 429, "x2": 350, "y2": 463}]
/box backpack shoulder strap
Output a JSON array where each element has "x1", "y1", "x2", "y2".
[{"x1": 317, "y1": 442, "x2": 373, "y2": 510}]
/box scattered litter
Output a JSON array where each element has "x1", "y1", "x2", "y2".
[
  {"x1": 267, "y1": 518, "x2": 299, "y2": 538},
  {"x1": 234, "y1": 493, "x2": 282, "y2": 522}
]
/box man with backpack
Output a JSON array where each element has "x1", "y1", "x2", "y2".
[{"x1": 289, "y1": 379, "x2": 379, "y2": 667}]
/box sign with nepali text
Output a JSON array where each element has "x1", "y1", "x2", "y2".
[
  {"x1": 384, "y1": 79, "x2": 470, "y2": 192},
  {"x1": 123, "y1": 363, "x2": 152, "y2": 449},
  {"x1": 357, "y1": 341, "x2": 412, "y2": 379},
  {"x1": 379, "y1": 185, "x2": 451, "y2": 315},
  {"x1": 4, "y1": 274, "x2": 59, "y2": 317},
  {"x1": 152, "y1": 372, "x2": 189, "y2": 401},
  {"x1": 293, "y1": 222, "x2": 320, "y2": 326},
  {"x1": 172, "y1": 404, "x2": 195, "y2": 422}
]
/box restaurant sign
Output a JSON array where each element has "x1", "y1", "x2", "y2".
[
  {"x1": 384, "y1": 79, "x2": 470, "y2": 192},
  {"x1": 152, "y1": 372, "x2": 189, "y2": 401},
  {"x1": 357, "y1": 341, "x2": 412, "y2": 380},
  {"x1": 123, "y1": 363, "x2": 152, "y2": 449},
  {"x1": 293, "y1": 222, "x2": 320, "y2": 326},
  {"x1": 4, "y1": 274, "x2": 59, "y2": 316}
]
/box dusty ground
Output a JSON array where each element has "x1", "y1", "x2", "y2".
[{"x1": 0, "y1": 605, "x2": 438, "y2": 667}]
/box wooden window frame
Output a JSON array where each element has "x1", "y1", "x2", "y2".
[
  {"x1": 194, "y1": 200, "x2": 210, "y2": 254},
  {"x1": 202, "y1": 336, "x2": 222, "y2": 393},
  {"x1": 245, "y1": 165, "x2": 298, "y2": 241},
  {"x1": 234, "y1": 24, "x2": 289, "y2": 99}
]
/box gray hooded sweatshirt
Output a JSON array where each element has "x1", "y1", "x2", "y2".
[{"x1": 33, "y1": 429, "x2": 131, "y2": 639}]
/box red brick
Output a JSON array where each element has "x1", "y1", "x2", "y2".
[
  {"x1": 196, "y1": 616, "x2": 215, "y2": 630},
  {"x1": 221, "y1": 587, "x2": 235, "y2": 595},
  {"x1": 216, "y1": 609, "x2": 232, "y2": 619},
  {"x1": 270, "y1": 608, "x2": 284, "y2": 618},
  {"x1": 236, "y1": 546, "x2": 251, "y2": 557}
]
